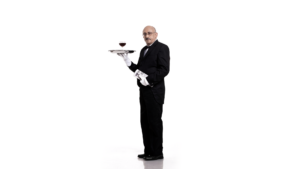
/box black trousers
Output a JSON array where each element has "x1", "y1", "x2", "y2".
[{"x1": 139, "y1": 87, "x2": 163, "y2": 156}]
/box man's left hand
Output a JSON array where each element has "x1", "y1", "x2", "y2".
[{"x1": 139, "y1": 76, "x2": 149, "y2": 86}]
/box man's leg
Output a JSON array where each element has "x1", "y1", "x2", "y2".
[
  {"x1": 140, "y1": 89, "x2": 151, "y2": 155},
  {"x1": 141, "y1": 88, "x2": 163, "y2": 156}
]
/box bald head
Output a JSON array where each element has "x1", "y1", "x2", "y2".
[
  {"x1": 143, "y1": 26, "x2": 156, "y2": 33},
  {"x1": 143, "y1": 25, "x2": 158, "y2": 46}
]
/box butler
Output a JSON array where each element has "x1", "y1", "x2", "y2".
[{"x1": 118, "y1": 26, "x2": 170, "y2": 160}]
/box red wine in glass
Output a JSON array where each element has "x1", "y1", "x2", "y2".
[{"x1": 119, "y1": 41, "x2": 126, "y2": 48}]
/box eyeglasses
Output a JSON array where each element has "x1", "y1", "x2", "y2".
[{"x1": 143, "y1": 32, "x2": 156, "y2": 36}]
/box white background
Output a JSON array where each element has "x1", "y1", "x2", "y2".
[{"x1": 1, "y1": 0, "x2": 299, "y2": 168}]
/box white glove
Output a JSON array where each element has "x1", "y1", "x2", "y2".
[
  {"x1": 134, "y1": 69, "x2": 141, "y2": 80},
  {"x1": 139, "y1": 75, "x2": 149, "y2": 86},
  {"x1": 117, "y1": 53, "x2": 131, "y2": 66}
]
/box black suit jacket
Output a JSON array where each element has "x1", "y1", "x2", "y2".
[{"x1": 128, "y1": 40, "x2": 170, "y2": 104}]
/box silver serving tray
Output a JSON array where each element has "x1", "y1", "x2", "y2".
[{"x1": 109, "y1": 50, "x2": 135, "y2": 54}]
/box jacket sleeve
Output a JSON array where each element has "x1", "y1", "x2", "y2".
[
  {"x1": 146, "y1": 45, "x2": 170, "y2": 86},
  {"x1": 128, "y1": 61, "x2": 138, "y2": 73}
]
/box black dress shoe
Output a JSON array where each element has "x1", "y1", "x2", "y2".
[
  {"x1": 137, "y1": 154, "x2": 147, "y2": 158},
  {"x1": 144, "y1": 154, "x2": 164, "y2": 161}
]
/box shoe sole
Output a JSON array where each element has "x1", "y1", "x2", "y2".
[{"x1": 144, "y1": 156, "x2": 164, "y2": 160}]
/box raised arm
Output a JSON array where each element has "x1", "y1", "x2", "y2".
[{"x1": 128, "y1": 61, "x2": 138, "y2": 73}]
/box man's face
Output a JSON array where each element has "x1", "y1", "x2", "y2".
[{"x1": 143, "y1": 27, "x2": 158, "y2": 46}]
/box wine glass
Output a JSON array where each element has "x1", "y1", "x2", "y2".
[{"x1": 119, "y1": 41, "x2": 126, "y2": 48}]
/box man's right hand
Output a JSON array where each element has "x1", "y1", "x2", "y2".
[{"x1": 117, "y1": 53, "x2": 131, "y2": 66}]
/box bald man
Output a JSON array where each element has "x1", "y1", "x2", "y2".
[{"x1": 118, "y1": 26, "x2": 170, "y2": 160}]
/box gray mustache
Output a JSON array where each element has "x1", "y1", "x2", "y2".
[{"x1": 146, "y1": 38, "x2": 150, "y2": 40}]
